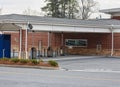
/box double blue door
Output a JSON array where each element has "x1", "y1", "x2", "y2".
[{"x1": 0, "y1": 34, "x2": 11, "y2": 58}]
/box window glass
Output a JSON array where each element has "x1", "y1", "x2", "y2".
[{"x1": 65, "y1": 39, "x2": 87, "y2": 47}]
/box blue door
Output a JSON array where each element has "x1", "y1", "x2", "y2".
[
  {"x1": 0, "y1": 34, "x2": 11, "y2": 58},
  {"x1": 0, "y1": 35, "x2": 4, "y2": 58},
  {"x1": 3, "y1": 35, "x2": 11, "y2": 58}
]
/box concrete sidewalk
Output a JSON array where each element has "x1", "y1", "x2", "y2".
[{"x1": 41, "y1": 55, "x2": 105, "y2": 61}]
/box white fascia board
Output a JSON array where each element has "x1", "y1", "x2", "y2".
[
  {"x1": 75, "y1": 27, "x2": 111, "y2": 33},
  {"x1": 30, "y1": 24, "x2": 111, "y2": 33},
  {"x1": 112, "y1": 13, "x2": 120, "y2": 16},
  {"x1": 33, "y1": 24, "x2": 52, "y2": 31},
  {"x1": 14, "y1": 21, "x2": 115, "y2": 33},
  {"x1": 113, "y1": 29, "x2": 120, "y2": 33},
  {"x1": 2, "y1": 22, "x2": 112, "y2": 33},
  {"x1": 52, "y1": 26, "x2": 74, "y2": 32},
  {"x1": 94, "y1": 28, "x2": 111, "y2": 33}
]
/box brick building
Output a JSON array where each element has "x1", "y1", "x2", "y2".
[{"x1": 0, "y1": 8, "x2": 120, "y2": 58}]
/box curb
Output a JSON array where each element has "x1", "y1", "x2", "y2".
[
  {"x1": 42, "y1": 56, "x2": 106, "y2": 61},
  {"x1": 0, "y1": 64, "x2": 59, "y2": 70}
]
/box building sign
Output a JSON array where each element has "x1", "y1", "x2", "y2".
[{"x1": 65, "y1": 39, "x2": 87, "y2": 47}]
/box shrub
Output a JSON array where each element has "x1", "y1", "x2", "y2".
[
  {"x1": 10, "y1": 58, "x2": 20, "y2": 63},
  {"x1": 31, "y1": 59, "x2": 39, "y2": 65},
  {"x1": 2, "y1": 58, "x2": 10, "y2": 61},
  {"x1": 20, "y1": 59, "x2": 29, "y2": 64},
  {"x1": 48, "y1": 60, "x2": 58, "y2": 67},
  {"x1": 39, "y1": 59, "x2": 43, "y2": 62}
]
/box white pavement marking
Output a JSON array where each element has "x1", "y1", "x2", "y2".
[
  {"x1": 42, "y1": 56, "x2": 104, "y2": 61},
  {"x1": 61, "y1": 68, "x2": 120, "y2": 73}
]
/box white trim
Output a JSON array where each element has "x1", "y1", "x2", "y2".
[
  {"x1": 19, "y1": 29, "x2": 22, "y2": 59},
  {"x1": 111, "y1": 29, "x2": 114, "y2": 56},
  {"x1": 48, "y1": 32, "x2": 50, "y2": 47},
  {"x1": 25, "y1": 22, "x2": 28, "y2": 59},
  {"x1": 32, "y1": 24, "x2": 111, "y2": 33}
]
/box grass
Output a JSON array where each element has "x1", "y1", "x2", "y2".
[
  {"x1": 10, "y1": 58, "x2": 20, "y2": 63},
  {"x1": 0, "y1": 58, "x2": 59, "y2": 67}
]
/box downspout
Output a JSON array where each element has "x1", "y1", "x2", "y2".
[
  {"x1": 48, "y1": 32, "x2": 50, "y2": 47},
  {"x1": 47, "y1": 32, "x2": 52, "y2": 57},
  {"x1": 25, "y1": 22, "x2": 28, "y2": 59},
  {"x1": 19, "y1": 29, "x2": 22, "y2": 59},
  {"x1": 60, "y1": 32, "x2": 64, "y2": 56},
  {"x1": 111, "y1": 30, "x2": 114, "y2": 56},
  {"x1": 61, "y1": 32, "x2": 64, "y2": 47},
  {"x1": 110, "y1": 25, "x2": 114, "y2": 56}
]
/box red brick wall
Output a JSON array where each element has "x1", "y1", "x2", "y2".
[
  {"x1": 27, "y1": 31, "x2": 48, "y2": 50},
  {"x1": 61, "y1": 33, "x2": 120, "y2": 55},
  {"x1": 21, "y1": 31, "x2": 49, "y2": 51},
  {"x1": 112, "y1": 16, "x2": 120, "y2": 20},
  {"x1": 5, "y1": 31, "x2": 120, "y2": 56},
  {"x1": 21, "y1": 30, "x2": 25, "y2": 51},
  {"x1": 5, "y1": 31, "x2": 48, "y2": 52},
  {"x1": 51, "y1": 33, "x2": 62, "y2": 49},
  {"x1": 114, "y1": 33, "x2": 120, "y2": 49},
  {"x1": 63, "y1": 33, "x2": 112, "y2": 49}
]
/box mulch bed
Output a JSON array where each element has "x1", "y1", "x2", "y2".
[{"x1": 0, "y1": 61, "x2": 56, "y2": 67}]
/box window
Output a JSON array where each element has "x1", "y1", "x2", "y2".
[{"x1": 65, "y1": 39, "x2": 87, "y2": 47}]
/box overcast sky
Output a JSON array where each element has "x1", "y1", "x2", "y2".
[{"x1": 0, "y1": 0, "x2": 120, "y2": 18}]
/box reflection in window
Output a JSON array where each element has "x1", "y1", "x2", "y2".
[{"x1": 65, "y1": 39, "x2": 87, "y2": 47}]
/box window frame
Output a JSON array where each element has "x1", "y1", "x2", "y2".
[{"x1": 65, "y1": 39, "x2": 88, "y2": 47}]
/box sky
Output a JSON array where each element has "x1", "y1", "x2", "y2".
[{"x1": 0, "y1": 0, "x2": 120, "y2": 18}]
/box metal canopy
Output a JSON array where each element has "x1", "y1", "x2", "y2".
[{"x1": 0, "y1": 23, "x2": 21, "y2": 31}]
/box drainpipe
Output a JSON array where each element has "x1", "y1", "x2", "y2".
[
  {"x1": 47, "y1": 32, "x2": 52, "y2": 57},
  {"x1": 110, "y1": 25, "x2": 114, "y2": 56},
  {"x1": 3, "y1": 49, "x2": 5, "y2": 58},
  {"x1": 25, "y1": 22, "x2": 28, "y2": 59},
  {"x1": 19, "y1": 29, "x2": 22, "y2": 59},
  {"x1": 111, "y1": 30, "x2": 114, "y2": 56},
  {"x1": 61, "y1": 32, "x2": 64, "y2": 47},
  {"x1": 60, "y1": 32, "x2": 64, "y2": 56},
  {"x1": 48, "y1": 32, "x2": 50, "y2": 47}
]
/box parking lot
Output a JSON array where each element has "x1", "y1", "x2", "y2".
[
  {"x1": 1, "y1": 56, "x2": 120, "y2": 87},
  {"x1": 43, "y1": 56, "x2": 120, "y2": 71}
]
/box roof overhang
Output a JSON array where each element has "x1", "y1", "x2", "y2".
[
  {"x1": 0, "y1": 14, "x2": 120, "y2": 33},
  {"x1": 100, "y1": 8, "x2": 120, "y2": 14},
  {"x1": 0, "y1": 23, "x2": 21, "y2": 31}
]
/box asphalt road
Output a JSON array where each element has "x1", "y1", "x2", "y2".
[
  {"x1": 1, "y1": 56, "x2": 120, "y2": 87},
  {"x1": 57, "y1": 56, "x2": 120, "y2": 71}
]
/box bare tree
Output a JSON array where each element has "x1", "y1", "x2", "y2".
[
  {"x1": 79, "y1": 0, "x2": 98, "y2": 19},
  {"x1": 23, "y1": 8, "x2": 41, "y2": 16}
]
